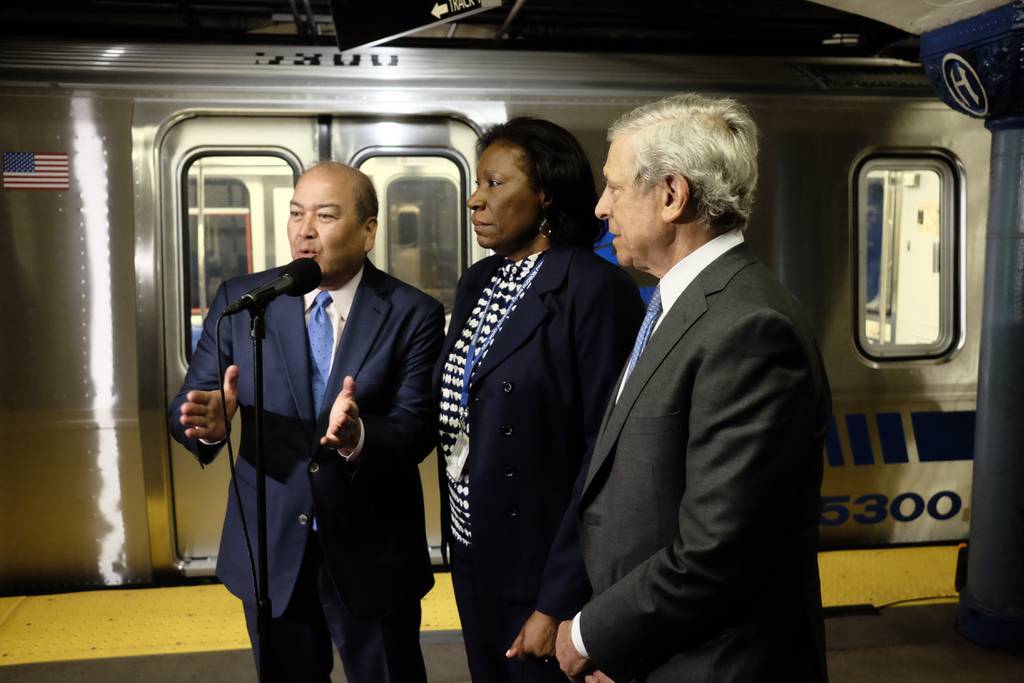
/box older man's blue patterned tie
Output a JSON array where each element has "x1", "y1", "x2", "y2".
[
  {"x1": 623, "y1": 286, "x2": 663, "y2": 385},
  {"x1": 308, "y1": 290, "x2": 334, "y2": 416}
]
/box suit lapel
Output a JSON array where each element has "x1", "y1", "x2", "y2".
[
  {"x1": 318, "y1": 261, "x2": 391, "y2": 427},
  {"x1": 268, "y1": 293, "x2": 315, "y2": 437},
  {"x1": 582, "y1": 286, "x2": 707, "y2": 495},
  {"x1": 593, "y1": 355, "x2": 629, "y2": 449},
  {"x1": 582, "y1": 243, "x2": 756, "y2": 498},
  {"x1": 470, "y1": 246, "x2": 571, "y2": 385}
]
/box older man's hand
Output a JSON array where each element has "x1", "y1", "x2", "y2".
[{"x1": 556, "y1": 619, "x2": 592, "y2": 681}]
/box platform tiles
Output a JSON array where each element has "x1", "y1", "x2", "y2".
[{"x1": 0, "y1": 545, "x2": 959, "y2": 666}]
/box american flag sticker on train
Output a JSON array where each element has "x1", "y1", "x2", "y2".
[{"x1": 3, "y1": 152, "x2": 70, "y2": 190}]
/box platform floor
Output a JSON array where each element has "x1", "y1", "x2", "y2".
[{"x1": 2, "y1": 546, "x2": 1022, "y2": 681}]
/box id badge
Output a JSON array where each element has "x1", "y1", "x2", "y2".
[{"x1": 447, "y1": 426, "x2": 470, "y2": 481}]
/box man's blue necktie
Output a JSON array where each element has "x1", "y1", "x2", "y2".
[
  {"x1": 308, "y1": 290, "x2": 334, "y2": 416},
  {"x1": 623, "y1": 286, "x2": 663, "y2": 385}
]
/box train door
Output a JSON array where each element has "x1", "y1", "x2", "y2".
[
  {"x1": 158, "y1": 115, "x2": 475, "y2": 576},
  {"x1": 338, "y1": 119, "x2": 478, "y2": 564}
]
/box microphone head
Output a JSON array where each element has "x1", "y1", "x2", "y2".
[{"x1": 282, "y1": 258, "x2": 323, "y2": 296}]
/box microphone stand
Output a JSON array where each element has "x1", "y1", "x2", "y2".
[{"x1": 250, "y1": 305, "x2": 273, "y2": 682}]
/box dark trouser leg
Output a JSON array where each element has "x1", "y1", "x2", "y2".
[
  {"x1": 452, "y1": 550, "x2": 566, "y2": 683},
  {"x1": 242, "y1": 536, "x2": 334, "y2": 682},
  {"x1": 452, "y1": 551, "x2": 506, "y2": 682},
  {"x1": 317, "y1": 546, "x2": 427, "y2": 683}
]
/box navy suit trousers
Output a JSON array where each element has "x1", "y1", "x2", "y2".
[{"x1": 244, "y1": 533, "x2": 427, "y2": 683}]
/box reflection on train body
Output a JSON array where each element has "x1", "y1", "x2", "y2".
[{"x1": 0, "y1": 42, "x2": 991, "y2": 591}]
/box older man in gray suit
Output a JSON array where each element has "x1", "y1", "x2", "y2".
[{"x1": 554, "y1": 94, "x2": 831, "y2": 683}]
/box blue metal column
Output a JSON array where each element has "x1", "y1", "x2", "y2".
[
  {"x1": 961, "y1": 121, "x2": 1024, "y2": 647},
  {"x1": 921, "y1": 2, "x2": 1024, "y2": 649}
]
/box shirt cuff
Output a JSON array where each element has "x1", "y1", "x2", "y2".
[
  {"x1": 338, "y1": 418, "x2": 365, "y2": 461},
  {"x1": 571, "y1": 611, "x2": 589, "y2": 658}
]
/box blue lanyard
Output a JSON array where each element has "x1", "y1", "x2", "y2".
[{"x1": 460, "y1": 254, "x2": 545, "y2": 408}]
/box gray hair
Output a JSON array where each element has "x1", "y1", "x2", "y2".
[{"x1": 609, "y1": 94, "x2": 759, "y2": 232}]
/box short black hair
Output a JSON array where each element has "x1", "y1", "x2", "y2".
[
  {"x1": 351, "y1": 172, "x2": 378, "y2": 224},
  {"x1": 477, "y1": 117, "x2": 602, "y2": 246}
]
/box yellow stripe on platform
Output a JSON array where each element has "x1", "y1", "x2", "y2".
[
  {"x1": 0, "y1": 574, "x2": 462, "y2": 666},
  {"x1": 422, "y1": 571, "x2": 462, "y2": 631},
  {"x1": 0, "y1": 597, "x2": 24, "y2": 632},
  {"x1": 819, "y1": 544, "x2": 960, "y2": 608},
  {"x1": 0, "y1": 547, "x2": 960, "y2": 667},
  {"x1": 0, "y1": 585, "x2": 248, "y2": 665}
]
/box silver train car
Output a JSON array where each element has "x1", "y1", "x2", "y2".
[{"x1": 0, "y1": 42, "x2": 990, "y2": 592}]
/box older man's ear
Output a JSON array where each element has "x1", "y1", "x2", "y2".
[{"x1": 660, "y1": 173, "x2": 692, "y2": 224}]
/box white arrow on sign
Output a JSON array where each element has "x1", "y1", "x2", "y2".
[{"x1": 431, "y1": 2, "x2": 449, "y2": 19}]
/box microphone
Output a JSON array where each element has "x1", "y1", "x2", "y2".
[{"x1": 223, "y1": 258, "x2": 322, "y2": 316}]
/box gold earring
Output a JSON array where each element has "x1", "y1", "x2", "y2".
[{"x1": 539, "y1": 217, "x2": 552, "y2": 237}]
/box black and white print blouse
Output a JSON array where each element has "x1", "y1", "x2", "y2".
[{"x1": 438, "y1": 252, "x2": 544, "y2": 549}]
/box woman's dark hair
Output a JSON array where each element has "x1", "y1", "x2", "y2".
[{"x1": 477, "y1": 117, "x2": 603, "y2": 246}]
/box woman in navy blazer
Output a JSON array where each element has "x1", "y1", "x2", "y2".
[{"x1": 435, "y1": 117, "x2": 644, "y2": 682}]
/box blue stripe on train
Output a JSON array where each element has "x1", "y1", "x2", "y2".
[
  {"x1": 845, "y1": 414, "x2": 874, "y2": 465},
  {"x1": 825, "y1": 410, "x2": 975, "y2": 466},
  {"x1": 825, "y1": 416, "x2": 842, "y2": 467},
  {"x1": 877, "y1": 412, "x2": 909, "y2": 464},
  {"x1": 912, "y1": 411, "x2": 976, "y2": 462}
]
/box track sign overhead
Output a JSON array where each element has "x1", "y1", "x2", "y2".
[{"x1": 330, "y1": 0, "x2": 501, "y2": 51}]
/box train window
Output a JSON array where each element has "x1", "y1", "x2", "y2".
[
  {"x1": 182, "y1": 154, "x2": 298, "y2": 358},
  {"x1": 358, "y1": 156, "x2": 462, "y2": 312},
  {"x1": 853, "y1": 153, "x2": 961, "y2": 361}
]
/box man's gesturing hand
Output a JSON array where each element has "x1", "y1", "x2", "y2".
[
  {"x1": 179, "y1": 365, "x2": 239, "y2": 443},
  {"x1": 321, "y1": 375, "x2": 361, "y2": 452}
]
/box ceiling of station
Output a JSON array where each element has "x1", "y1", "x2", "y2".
[
  {"x1": 806, "y1": 0, "x2": 1008, "y2": 34},
  {"x1": 1, "y1": 0, "x2": 919, "y2": 59}
]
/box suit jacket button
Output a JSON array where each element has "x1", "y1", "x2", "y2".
[
  {"x1": 501, "y1": 424, "x2": 513, "y2": 436},
  {"x1": 308, "y1": 461, "x2": 320, "y2": 473},
  {"x1": 502, "y1": 380, "x2": 513, "y2": 393},
  {"x1": 507, "y1": 506, "x2": 519, "y2": 518},
  {"x1": 503, "y1": 465, "x2": 517, "y2": 478},
  {"x1": 298, "y1": 513, "x2": 309, "y2": 526}
]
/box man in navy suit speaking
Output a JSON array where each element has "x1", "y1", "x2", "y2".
[{"x1": 169, "y1": 162, "x2": 444, "y2": 682}]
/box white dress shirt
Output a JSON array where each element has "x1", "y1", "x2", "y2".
[
  {"x1": 302, "y1": 265, "x2": 363, "y2": 366},
  {"x1": 200, "y1": 266, "x2": 368, "y2": 458},
  {"x1": 613, "y1": 229, "x2": 745, "y2": 404},
  {"x1": 576, "y1": 229, "x2": 745, "y2": 658}
]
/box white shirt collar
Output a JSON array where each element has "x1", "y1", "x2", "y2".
[
  {"x1": 655, "y1": 229, "x2": 744, "y2": 329},
  {"x1": 303, "y1": 264, "x2": 364, "y2": 321},
  {"x1": 615, "y1": 230, "x2": 744, "y2": 404}
]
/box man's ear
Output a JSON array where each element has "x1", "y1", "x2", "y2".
[
  {"x1": 660, "y1": 174, "x2": 690, "y2": 223},
  {"x1": 363, "y1": 216, "x2": 378, "y2": 252}
]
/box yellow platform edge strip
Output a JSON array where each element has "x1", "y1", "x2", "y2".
[
  {"x1": 0, "y1": 545, "x2": 960, "y2": 667},
  {"x1": 0, "y1": 597, "x2": 26, "y2": 634},
  {"x1": 818, "y1": 545, "x2": 959, "y2": 608}
]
